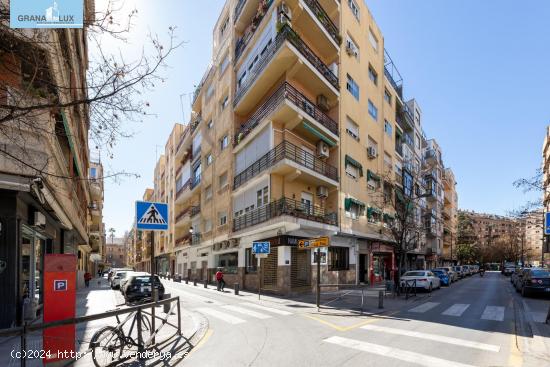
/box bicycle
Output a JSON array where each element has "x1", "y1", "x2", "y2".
[{"x1": 90, "y1": 298, "x2": 153, "y2": 367}]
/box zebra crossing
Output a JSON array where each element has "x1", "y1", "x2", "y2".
[
  {"x1": 407, "y1": 302, "x2": 507, "y2": 322},
  {"x1": 195, "y1": 302, "x2": 293, "y2": 325}
]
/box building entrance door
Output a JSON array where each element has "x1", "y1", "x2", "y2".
[
  {"x1": 359, "y1": 254, "x2": 368, "y2": 283},
  {"x1": 301, "y1": 192, "x2": 313, "y2": 215},
  {"x1": 291, "y1": 247, "x2": 311, "y2": 289},
  {"x1": 20, "y1": 225, "x2": 46, "y2": 321}
]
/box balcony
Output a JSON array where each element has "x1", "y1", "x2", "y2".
[
  {"x1": 175, "y1": 126, "x2": 192, "y2": 160},
  {"x1": 175, "y1": 234, "x2": 191, "y2": 248},
  {"x1": 233, "y1": 197, "x2": 337, "y2": 232},
  {"x1": 175, "y1": 179, "x2": 191, "y2": 203},
  {"x1": 191, "y1": 233, "x2": 202, "y2": 246},
  {"x1": 396, "y1": 100, "x2": 414, "y2": 132},
  {"x1": 300, "y1": 0, "x2": 341, "y2": 47},
  {"x1": 233, "y1": 140, "x2": 338, "y2": 191},
  {"x1": 190, "y1": 114, "x2": 201, "y2": 135},
  {"x1": 384, "y1": 49, "x2": 403, "y2": 99},
  {"x1": 234, "y1": 24, "x2": 339, "y2": 114},
  {"x1": 235, "y1": 0, "x2": 275, "y2": 61},
  {"x1": 190, "y1": 205, "x2": 201, "y2": 218},
  {"x1": 175, "y1": 206, "x2": 191, "y2": 227},
  {"x1": 234, "y1": 82, "x2": 338, "y2": 148}
]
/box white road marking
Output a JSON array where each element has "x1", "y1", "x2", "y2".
[
  {"x1": 360, "y1": 325, "x2": 500, "y2": 352},
  {"x1": 442, "y1": 303, "x2": 470, "y2": 317},
  {"x1": 480, "y1": 306, "x2": 505, "y2": 321},
  {"x1": 240, "y1": 303, "x2": 293, "y2": 316},
  {"x1": 195, "y1": 307, "x2": 246, "y2": 324},
  {"x1": 529, "y1": 312, "x2": 547, "y2": 323},
  {"x1": 324, "y1": 336, "x2": 476, "y2": 367},
  {"x1": 408, "y1": 302, "x2": 440, "y2": 313},
  {"x1": 165, "y1": 285, "x2": 224, "y2": 305},
  {"x1": 222, "y1": 305, "x2": 272, "y2": 319}
]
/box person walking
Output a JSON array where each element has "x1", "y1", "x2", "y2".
[
  {"x1": 215, "y1": 268, "x2": 225, "y2": 292},
  {"x1": 84, "y1": 272, "x2": 92, "y2": 288}
]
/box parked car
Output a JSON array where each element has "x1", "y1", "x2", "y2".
[
  {"x1": 436, "y1": 267, "x2": 457, "y2": 282},
  {"x1": 400, "y1": 270, "x2": 441, "y2": 292},
  {"x1": 502, "y1": 262, "x2": 516, "y2": 274},
  {"x1": 431, "y1": 269, "x2": 451, "y2": 286},
  {"x1": 453, "y1": 266, "x2": 465, "y2": 279},
  {"x1": 503, "y1": 266, "x2": 515, "y2": 276},
  {"x1": 124, "y1": 274, "x2": 165, "y2": 303},
  {"x1": 111, "y1": 269, "x2": 133, "y2": 289},
  {"x1": 462, "y1": 265, "x2": 471, "y2": 276},
  {"x1": 120, "y1": 271, "x2": 149, "y2": 295},
  {"x1": 520, "y1": 268, "x2": 550, "y2": 297},
  {"x1": 511, "y1": 267, "x2": 525, "y2": 289},
  {"x1": 471, "y1": 265, "x2": 480, "y2": 274}
]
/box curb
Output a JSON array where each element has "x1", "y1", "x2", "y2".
[{"x1": 185, "y1": 309, "x2": 210, "y2": 349}]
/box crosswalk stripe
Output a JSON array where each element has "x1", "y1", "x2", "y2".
[
  {"x1": 166, "y1": 285, "x2": 224, "y2": 305},
  {"x1": 324, "y1": 336, "x2": 476, "y2": 367},
  {"x1": 196, "y1": 307, "x2": 246, "y2": 324},
  {"x1": 480, "y1": 306, "x2": 505, "y2": 321},
  {"x1": 408, "y1": 302, "x2": 440, "y2": 313},
  {"x1": 240, "y1": 303, "x2": 293, "y2": 316},
  {"x1": 360, "y1": 325, "x2": 500, "y2": 352},
  {"x1": 442, "y1": 304, "x2": 470, "y2": 317},
  {"x1": 222, "y1": 305, "x2": 271, "y2": 319}
]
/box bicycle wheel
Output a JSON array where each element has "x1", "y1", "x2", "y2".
[{"x1": 90, "y1": 326, "x2": 125, "y2": 367}]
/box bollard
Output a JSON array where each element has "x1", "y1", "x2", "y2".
[
  {"x1": 234, "y1": 283, "x2": 240, "y2": 295},
  {"x1": 378, "y1": 290, "x2": 384, "y2": 309},
  {"x1": 193, "y1": 278, "x2": 197, "y2": 286},
  {"x1": 185, "y1": 277, "x2": 189, "y2": 285},
  {"x1": 204, "y1": 279, "x2": 208, "y2": 288},
  {"x1": 163, "y1": 293, "x2": 171, "y2": 313}
]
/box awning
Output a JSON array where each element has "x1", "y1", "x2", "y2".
[
  {"x1": 301, "y1": 121, "x2": 337, "y2": 147},
  {"x1": 367, "y1": 170, "x2": 381, "y2": 182},
  {"x1": 383, "y1": 213, "x2": 395, "y2": 222},
  {"x1": 345, "y1": 155, "x2": 363, "y2": 176},
  {"x1": 61, "y1": 110, "x2": 83, "y2": 178},
  {"x1": 367, "y1": 206, "x2": 382, "y2": 218},
  {"x1": 344, "y1": 197, "x2": 365, "y2": 211}
]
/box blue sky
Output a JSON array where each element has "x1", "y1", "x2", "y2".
[{"x1": 99, "y1": 0, "x2": 549, "y2": 236}]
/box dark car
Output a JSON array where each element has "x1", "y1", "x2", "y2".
[
  {"x1": 431, "y1": 269, "x2": 451, "y2": 286},
  {"x1": 503, "y1": 266, "x2": 515, "y2": 276},
  {"x1": 520, "y1": 269, "x2": 550, "y2": 297},
  {"x1": 124, "y1": 274, "x2": 165, "y2": 303}
]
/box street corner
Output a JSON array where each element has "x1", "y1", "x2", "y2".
[{"x1": 183, "y1": 307, "x2": 211, "y2": 352}]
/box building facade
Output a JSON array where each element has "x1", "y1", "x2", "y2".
[
  {"x1": 523, "y1": 209, "x2": 543, "y2": 266},
  {"x1": 541, "y1": 125, "x2": 550, "y2": 266},
  {"x1": 105, "y1": 237, "x2": 128, "y2": 268}
]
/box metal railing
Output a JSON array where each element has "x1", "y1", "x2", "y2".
[
  {"x1": 234, "y1": 0, "x2": 247, "y2": 23},
  {"x1": 303, "y1": 0, "x2": 341, "y2": 45},
  {"x1": 233, "y1": 140, "x2": 337, "y2": 190},
  {"x1": 235, "y1": 0, "x2": 275, "y2": 60},
  {"x1": 191, "y1": 233, "x2": 202, "y2": 245},
  {"x1": 190, "y1": 205, "x2": 201, "y2": 217},
  {"x1": 233, "y1": 197, "x2": 337, "y2": 231},
  {"x1": 234, "y1": 82, "x2": 338, "y2": 147},
  {"x1": 190, "y1": 114, "x2": 201, "y2": 134},
  {"x1": 175, "y1": 179, "x2": 191, "y2": 199},
  {"x1": 234, "y1": 24, "x2": 339, "y2": 107}
]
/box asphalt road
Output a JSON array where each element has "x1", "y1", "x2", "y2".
[{"x1": 161, "y1": 272, "x2": 549, "y2": 367}]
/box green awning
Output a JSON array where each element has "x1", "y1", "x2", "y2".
[
  {"x1": 344, "y1": 197, "x2": 365, "y2": 211},
  {"x1": 345, "y1": 155, "x2": 363, "y2": 177},
  {"x1": 301, "y1": 120, "x2": 337, "y2": 147},
  {"x1": 383, "y1": 213, "x2": 395, "y2": 222},
  {"x1": 395, "y1": 189, "x2": 405, "y2": 203},
  {"x1": 61, "y1": 110, "x2": 82, "y2": 177},
  {"x1": 367, "y1": 170, "x2": 381, "y2": 182},
  {"x1": 367, "y1": 206, "x2": 382, "y2": 218}
]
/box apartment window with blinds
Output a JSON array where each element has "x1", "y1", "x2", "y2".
[
  {"x1": 369, "y1": 29, "x2": 378, "y2": 51},
  {"x1": 256, "y1": 186, "x2": 268, "y2": 207},
  {"x1": 218, "y1": 211, "x2": 227, "y2": 226},
  {"x1": 221, "y1": 95, "x2": 229, "y2": 110},
  {"x1": 204, "y1": 219, "x2": 212, "y2": 233},
  {"x1": 206, "y1": 153, "x2": 213, "y2": 166},
  {"x1": 346, "y1": 116, "x2": 359, "y2": 140},
  {"x1": 205, "y1": 185, "x2": 213, "y2": 200},
  {"x1": 219, "y1": 16, "x2": 229, "y2": 37},
  {"x1": 384, "y1": 89, "x2": 392, "y2": 105},
  {"x1": 220, "y1": 135, "x2": 229, "y2": 150},
  {"x1": 384, "y1": 120, "x2": 393, "y2": 137},
  {"x1": 346, "y1": 74, "x2": 359, "y2": 100},
  {"x1": 348, "y1": 0, "x2": 360, "y2": 21},
  {"x1": 219, "y1": 172, "x2": 228, "y2": 189},
  {"x1": 220, "y1": 54, "x2": 229, "y2": 76},
  {"x1": 368, "y1": 100, "x2": 378, "y2": 121},
  {"x1": 207, "y1": 120, "x2": 214, "y2": 129},
  {"x1": 329, "y1": 247, "x2": 349, "y2": 271}
]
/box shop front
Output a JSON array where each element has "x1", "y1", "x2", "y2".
[
  {"x1": 369, "y1": 242, "x2": 395, "y2": 285},
  {"x1": 155, "y1": 254, "x2": 171, "y2": 276}
]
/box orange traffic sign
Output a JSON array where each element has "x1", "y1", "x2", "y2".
[{"x1": 298, "y1": 236, "x2": 329, "y2": 249}]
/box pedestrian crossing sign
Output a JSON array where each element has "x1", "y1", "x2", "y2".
[{"x1": 136, "y1": 201, "x2": 169, "y2": 231}]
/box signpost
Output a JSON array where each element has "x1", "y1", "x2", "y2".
[
  {"x1": 298, "y1": 237, "x2": 330, "y2": 309},
  {"x1": 136, "y1": 201, "x2": 169, "y2": 345},
  {"x1": 252, "y1": 242, "x2": 270, "y2": 300}
]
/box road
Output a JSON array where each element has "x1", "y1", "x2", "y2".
[{"x1": 159, "y1": 272, "x2": 549, "y2": 367}]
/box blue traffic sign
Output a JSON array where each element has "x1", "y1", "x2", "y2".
[
  {"x1": 545, "y1": 212, "x2": 550, "y2": 235},
  {"x1": 252, "y1": 241, "x2": 270, "y2": 255},
  {"x1": 136, "y1": 201, "x2": 169, "y2": 231}
]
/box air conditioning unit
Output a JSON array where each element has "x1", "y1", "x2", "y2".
[
  {"x1": 316, "y1": 94, "x2": 329, "y2": 112},
  {"x1": 316, "y1": 186, "x2": 328, "y2": 198},
  {"x1": 317, "y1": 140, "x2": 329, "y2": 158},
  {"x1": 367, "y1": 146, "x2": 378, "y2": 159},
  {"x1": 33, "y1": 212, "x2": 46, "y2": 228}
]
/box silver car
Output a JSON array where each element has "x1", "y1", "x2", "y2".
[{"x1": 436, "y1": 267, "x2": 457, "y2": 282}]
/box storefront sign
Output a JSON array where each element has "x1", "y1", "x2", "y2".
[
  {"x1": 10, "y1": 0, "x2": 84, "y2": 29},
  {"x1": 298, "y1": 236, "x2": 329, "y2": 249}
]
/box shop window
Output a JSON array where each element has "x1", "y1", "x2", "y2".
[{"x1": 217, "y1": 251, "x2": 238, "y2": 274}]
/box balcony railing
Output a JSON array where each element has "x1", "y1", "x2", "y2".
[
  {"x1": 233, "y1": 197, "x2": 337, "y2": 232},
  {"x1": 233, "y1": 140, "x2": 337, "y2": 190},
  {"x1": 234, "y1": 24, "x2": 339, "y2": 107},
  {"x1": 176, "y1": 179, "x2": 191, "y2": 199},
  {"x1": 191, "y1": 233, "x2": 202, "y2": 245},
  {"x1": 234, "y1": 0, "x2": 247, "y2": 23},
  {"x1": 190, "y1": 114, "x2": 201, "y2": 134},
  {"x1": 235, "y1": 82, "x2": 338, "y2": 146},
  {"x1": 176, "y1": 234, "x2": 191, "y2": 247},
  {"x1": 303, "y1": 0, "x2": 341, "y2": 46},
  {"x1": 384, "y1": 49, "x2": 403, "y2": 98},
  {"x1": 190, "y1": 205, "x2": 201, "y2": 217},
  {"x1": 176, "y1": 206, "x2": 191, "y2": 222},
  {"x1": 235, "y1": 0, "x2": 275, "y2": 61}
]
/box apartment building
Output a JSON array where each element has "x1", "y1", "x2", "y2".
[
  {"x1": 105, "y1": 237, "x2": 128, "y2": 268},
  {"x1": 459, "y1": 210, "x2": 522, "y2": 247},
  {"x1": 442, "y1": 168, "x2": 458, "y2": 264},
  {"x1": 541, "y1": 125, "x2": 550, "y2": 266},
  {"x1": 88, "y1": 159, "x2": 106, "y2": 275},
  {"x1": 138, "y1": 0, "x2": 456, "y2": 294},
  {"x1": 523, "y1": 209, "x2": 543, "y2": 266}
]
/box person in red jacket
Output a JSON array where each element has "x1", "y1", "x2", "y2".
[
  {"x1": 215, "y1": 268, "x2": 225, "y2": 292},
  {"x1": 84, "y1": 272, "x2": 92, "y2": 288}
]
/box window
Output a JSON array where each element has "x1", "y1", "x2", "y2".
[
  {"x1": 345, "y1": 36, "x2": 359, "y2": 59},
  {"x1": 256, "y1": 186, "x2": 268, "y2": 207},
  {"x1": 221, "y1": 95, "x2": 229, "y2": 110},
  {"x1": 89, "y1": 167, "x2": 97, "y2": 179},
  {"x1": 206, "y1": 153, "x2": 213, "y2": 166},
  {"x1": 368, "y1": 65, "x2": 378, "y2": 85},
  {"x1": 205, "y1": 185, "x2": 213, "y2": 200},
  {"x1": 384, "y1": 120, "x2": 393, "y2": 137},
  {"x1": 346, "y1": 74, "x2": 359, "y2": 100},
  {"x1": 345, "y1": 162, "x2": 359, "y2": 179},
  {"x1": 384, "y1": 89, "x2": 392, "y2": 105},
  {"x1": 204, "y1": 219, "x2": 212, "y2": 232},
  {"x1": 348, "y1": 0, "x2": 360, "y2": 21},
  {"x1": 245, "y1": 248, "x2": 258, "y2": 273},
  {"x1": 206, "y1": 84, "x2": 214, "y2": 100},
  {"x1": 403, "y1": 170, "x2": 413, "y2": 197},
  {"x1": 346, "y1": 116, "x2": 359, "y2": 140},
  {"x1": 368, "y1": 100, "x2": 378, "y2": 120},
  {"x1": 219, "y1": 16, "x2": 229, "y2": 37},
  {"x1": 220, "y1": 54, "x2": 229, "y2": 76},
  {"x1": 368, "y1": 29, "x2": 378, "y2": 51},
  {"x1": 368, "y1": 136, "x2": 378, "y2": 152},
  {"x1": 220, "y1": 135, "x2": 229, "y2": 150},
  {"x1": 329, "y1": 247, "x2": 349, "y2": 271},
  {"x1": 218, "y1": 211, "x2": 227, "y2": 226},
  {"x1": 219, "y1": 172, "x2": 228, "y2": 188},
  {"x1": 345, "y1": 199, "x2": 363, "y2": 219},
  {"x1": 415, "y1": 133, "x2": 421, "y2": 149},
  {"x1": 384, "y1": 152, "x2": 392, "y2": 170},
  {"x1": 207, "y1": 120, "x2": 214, "y2": 129}
]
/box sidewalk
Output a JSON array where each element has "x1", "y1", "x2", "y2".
[{"x1": 0, "y1": 276, "x2": 208, "y2": 367}]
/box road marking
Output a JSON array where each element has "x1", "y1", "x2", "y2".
[
  {"x1": 324, "y1": 336, "x2": 476, "y2": 367},
  {"x1": 195, "y1": 307, "x2": 246, "y2": 324},
  {"x1": 442, "y1": 303, "x2": 470, "y2": 317},
  {"x1": 360, "y1": 325, "x2": 500, "y2": 352},
  {"x1": 302, "y1": 311, "x2": 400, "y2": 332},
  {"x1": 481, "y1": 306, "x2": 505, "y2": 321},
  {"x1": 240, "y1": 302, "x2": 293, "y2": 316},
  {"x1": 222, "y1": 305, "x2": 271, "y2": 319},
  {"x1": 166, "y1": 285, "x2": 224, "y2": 305},
  {"x1": 187, "y1": 329, "x2": 213, "y2": 357},
  {"x1": 408, "y1": 302, "x2": 440, "y2": 313}
]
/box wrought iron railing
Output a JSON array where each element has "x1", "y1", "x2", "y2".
[
  {"x1": 190, "y1": 205, "x2": 201, "y2": 217},
  {"x1": 191, "y1": 233, "x2": 202, "y2": 245},
  {"x1": 233, "y1": 140, "x2": 337, "y2": 190},
  {"x1": 234, "y1": 82, "x2": 337, "y2": 146},
  {"x1": 233, "y1": 197, "x2": 337, "y2": 232},
  {"x1": 303, "y1": 0, "x2": 341, "y2": 45},
  {"x1": 235, "y1": 0, "x2": 275, "y2": 61},
  {"x1": 234, "y1": 24, "x2": 339, "y2": 107}
]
